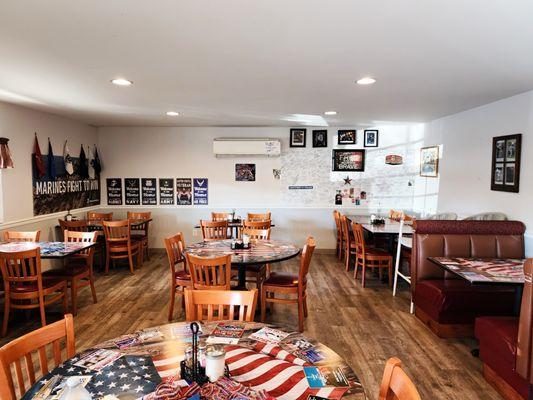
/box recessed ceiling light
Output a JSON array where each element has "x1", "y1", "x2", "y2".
[
  {"x1": 324, "y1": 111, "x2": 337, "y2": 115},
  {"x1": 111, "y1": 78, "x2": 133, "y2": 86},
  {"x1": 166, "y1": 111, "x2": 180, "y2": 116},
  {"x1": 356, "y1": 77, "x2": 376, "y2": 85}
]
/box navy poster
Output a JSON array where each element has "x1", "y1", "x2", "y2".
[
  {"x1": 125, "y1": 178, "x2": 140, "y2": 205},
  {"x1": 193, "y1": 178, "x2": 208, "y2": 205}
]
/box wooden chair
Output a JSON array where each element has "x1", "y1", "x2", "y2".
[
  {"x1": 127, "y1": 211, "x2": 151, "y2": 261},
  {"x1": 0, "y1": 314, "x2": 75, "y2": 400},
  {"x1": 185, "y1": 289, "x2": 257, "y2": 322},
  {"x1": 389, "y1": 210, "x2": 414, "y2": 222},
  {"x1": 0, "y1": 247, "x2": 67, "y2": 336},
  {"x1": 3, "y1": 231, "x2": 41, "y2": 242},
  {"x1": 102, "y1": 220, "x2": 142, "y2": 274},
  {"x1": 341, "y1": 215, "x2": 356, "y2": 271},
  {"x1": 58, "y1": 219, "x2": 88, "y2": 233},
  {"x1": 261, "y1": 236, "x2": 316, "y2": 332},
  {"x1": 86, "y1": 211, "x2": 113, "y2": 222},
  {"x1": 333, "y1": 211, "x2": 343, "y2": 260},
  {"x1": 232, "y1": 228, "x2": 271, "y2": 293},
  {"x1": 243, "y1": 219, "x2": 271, "y2": 229},
  {"x1": 247, "y1": 212, "x2": 271, "y2": 222},
  {"x1": 212, "y1": 212, "x2": 232, "y2": 221},
  {"x1": 242, "y1": 228, "x2": 270, "y2": 240},
  {"x1": 352, "y1": 222, "x2": 393, "y2": 288},
  {"x1": 186, "y1": 253, "x2": 233, "y2": 290},
  {"x1": 378, "y1": 358, "x2": 421, "y2": 400},
  {"x1": 165, "y1": 233, "x2": 193, "y2": 321},
  {"x1": 43, "y1": 231, "x2": 97, "y2": 316},
  {"x1": 200, "y1": 220, "x2": 229, "y2": 241}
]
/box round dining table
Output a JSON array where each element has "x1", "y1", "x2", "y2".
[
  {"x1": 184, "y1": 239, "x2": 301, "y2": 288},
  {"x1": 23, "y1": 321, "x2": 366, "y2": 400}
]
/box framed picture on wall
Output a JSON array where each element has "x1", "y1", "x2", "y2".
[
  {"x1": 420, "y1": 146, "x2": 439, "y2": 178},
  {"x1": 290, "y1": 128, "x2": 307, "y2": 148},
  {"x1": 332, "y1": 149, "x2": 365, "y2": 171},
  {"x1": 235, "y1": 163, "x2": 256, "y2": 181},
  {"x1": 338, "y1": 130, "x2": 357, "y2": 145},
  {"x1": 364, "y1": 130, "x2": 378, "y2": 147},
  {"x1": 312, "y1": 130, "x2": 327, "y2": 147},
  {"x1": 491, "y1": 133, "x2": 521, "y2": 193}
]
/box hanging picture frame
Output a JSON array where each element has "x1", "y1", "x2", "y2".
[
  {"x1": 312, "y1": 130, "x2": 327, "y2": 147},
  {"x1": 290, "y1": 128, "x2": 306, "y2": 148},
  {"x1": 338, "y1": 130, "x2": 357, "y2": 145},
  {"x1": 364, "y1": 130, "x2": 379, "y2": 147},
  {"x1": 491, "y1": 133, "x2": 521, "y2": 193},
  {"x1": 332, "y1": 149, "x2": 365, "y2": 171},
  {"x1": 420, "y1": 146, "x2": 439, "y2": 178}
]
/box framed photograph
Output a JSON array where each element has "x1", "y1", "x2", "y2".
[
  {"x1": 290, "y1": 128, "x2": 306, "y2": 148},
  {"x1": 235, "y1": 163, "x2": 256, "y2": 181},
  {"x1": 338, "y1": 130, "x2": 357, "y2": 145},
  {"x1": 420, "y1": 146, "x2": 439, "y2": 178},
  {"x1": 312, "y1": 130, "x2": 327, "y2": 147},
  {"x1": 332, "y1": 149, "x2": 365, "y2": 172},
  {"x1": 364, "y1": 130, "x2": 378, "y2": 147},
  {"x1": 491, "y1": 133, "x2": 521, "y2": 192}
]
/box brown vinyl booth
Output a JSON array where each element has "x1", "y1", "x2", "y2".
[
  {"x1": 411, "y1": 220, "x2": 525, "y2": 338},
  {"x1": 475, "y1": 259, "x2": 533, "y2": 400}
]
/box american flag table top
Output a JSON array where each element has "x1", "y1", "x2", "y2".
[{"x1": 22, "y1": 321, "x2": 366, "y2": 400}]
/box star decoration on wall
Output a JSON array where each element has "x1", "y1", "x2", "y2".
[{"x1": 343, "y1": 176, "x2": 352, "y2": 185}]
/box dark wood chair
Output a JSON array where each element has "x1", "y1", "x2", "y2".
[
  {"x1": 378, "y1": 358, "x2": 421, "y2": 400},
  {"x1": 185, "y1": 289, "x2": 257, "y2": 322},
  {"x1": 352, "y1": 222, "x2": 393, "y2": 287},
  {"x1": 0, "y1": 314, "x2": 75, "y2": 400},
  {"x1": 186, "y1": 253, "x2": 232, "y2": 290},
  {"x1": 164, "y1": 233, "x2": 193, "y2": 321},
  {"x1": 127, "y1": 211, "x2": 151, "y2": 261},
  {"x1": 0, "y1": 247, "x2": 67, "y2": 336},
  {"x1": 102, "y1": 220, "x2": 142, "y2": 274},
  {"x1": 200, "y1": 220, "x2": 229, "y2": 241},
  {"x1": 43, "y1": 231, "x2": 97, "y2": 315},
  {"x1": 3, "y1": 231, "x2": 41, "y2": 242},
  {"x1": 261, "y1": 236, "x2": 316, "y2": 332}
]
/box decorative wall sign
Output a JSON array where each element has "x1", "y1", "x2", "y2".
[
  {"x1": 32, "y1": 153, "x2": 100, "y2": 216},
  {"x1": 420, "y1": 146, "x2": 439, "y2": 178},
  {"x1": 141, "y1": 178, "x2": 157, "y2": 205},
  {"x1": 235, "y1": 164, "x2": 256, "y2": 181},
  {"x1": 312, "y1": 130, "x2": 327, "y2": 148},
  {"x1": 491, "y1": 133, "x2": 521, "y2": 193},
  {"x1": 106, "y1": 178, "x2": 123, "y2": 205},
  {"x1": 364, "y1": 130, "x2": 378, "y2": 147},
  {"x1": 176, "y1": 178, "x2": 192, "y2": 205},
  {"x1": 385, "y1": 155, "x2": 403, "y2": 165},
  {"x1": 159, "y1": 178, "x2": 174, "y2": 205},
  {"x1": 337, "y1": 130, "x2": 357, "y2": 145},
  {"x1": 125, "y1": 178, "x2": 140, "y2": 205},
  {"x1": 332, "y1": 149, "x2": 365, "y2": 172},
  {"x1": 193, "y1": 178, "x2": 208, "y2": 205},
  {"x1": 272, "y1": 169, "x2": 281, "y2": 179},
  {"x1": 290, "y1": 128, "x2": 307, "y2": 148}
]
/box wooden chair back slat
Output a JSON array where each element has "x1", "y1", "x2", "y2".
[
  {"x1": 333, "y1": 210, "x2": 342, "y2": 234},
  {"x1": 0, "y1": 315, "x2": 75, "y2": 400},
  {"x1": 3, "y1": 231, "x2": 41, "y2": 242},
  {"x1": 103, "y1": 220, "x2": 132, "y2": 243},
  {"x1": 185, "y1": 289, "x2": 258, "y2": 322},
  {"x1": 299, "y1": 236, "x2": 316, "y2": 283},
  {"x1": 200, "y1": 220, "x2": 229, "y2": 241},
  {"x1": 164, "y1": 233, "x2": 187, "y2": 276},
  {"x1": 243, "y1": 220, "x2": 271, "y2": 230},
  {"x1": 186, "y1": 253, "x2": 232, "y2": 290},
  {"x1": 352, "y1": 222, "x2": 366, "y2": 256},
  {"x1": 127, "y1": 212, "x2": 151, "y2": 233},
  {"x1": 378, "y1": 358, "x2": 421, "y2": 400},
  {"x1": 58, "y1": 219, "x2": 88, "y2": 233},
  {"x1": 87, "y1": 212, "x2": 113, "y2": 222},
  {"x1": 64, "y1": 231, "x2": 97, "y2": 262},
  {"x1": 0, "y1": 248, "x2": 42, "y2": 286},
  {"x1": 212, "y1": 212, "x2": 231, "y2": 221},
  {"x1": 247, "y1": 212, "x2": 271, "y2": 222},
  {"x1": 242, "y1": 228, "x2": 270, "y2": 240}
]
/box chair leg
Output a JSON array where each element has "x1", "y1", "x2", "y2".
[
  {"x1": 105, "y1": 250, "x2": 110, "y2": 274},
  {"x1": 71, "y1": 279, "x2": 78, "y2": 316},
  {"x1": 145, "y1": 241, "x2": 150, "y2": 261},
  {"x1": 39, "y1": 295, "x2": 47, "y2": 327},
  {"x1": 378, "y1": 265, "x2": 383, "y2": 280},
  {"x1": 2, "y1": 297, "x2": 10, "y2": 336},
  {"x1": 89, "y1": 272, "x2": 98, "y2": 304},
  {"x1": 303, "y1": 296, "x2": 308, "y2": 318},
  {"x1": 388, "y1": 260, "x2": 393, "y2": 287},
  {"x1": 362, "y1": 261, "x2": 367, "y2": 288},
  {"x1": 260, "y1": 287, "x2": 267, "y2": 322},
  {"x1": 297, "y1": 295, "x2": 304, "y2": 332},
  {"x1": 345, "y1": 249, "x2": 350, "y2": 271},
  {"x1": 168, "y1": 284, "x2": 176, "y2": 322},
  {"x1": 128, "y1": 250, "x2": 135, "y2": 274}
]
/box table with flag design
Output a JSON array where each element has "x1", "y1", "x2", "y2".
[{"x1": 23, "y1": 321, "x2": 366, "y2": 399}]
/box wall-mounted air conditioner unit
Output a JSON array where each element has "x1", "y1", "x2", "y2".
[{"x1": 213, "y1": 138, "x2": 281, "y2": 157}]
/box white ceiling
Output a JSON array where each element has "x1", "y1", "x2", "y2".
[{"x1": 1, "y1": 0, "x2": 533, "y2": 127}]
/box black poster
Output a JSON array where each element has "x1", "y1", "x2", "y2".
[
  {"x1": 176, "y1": 178, "x2": 192, "y2": 205},
  {"x1": 159, "y1": 178, "x2": 174, "y2": 205},
  {"x1": 125, "y1": 178, "x2": 140, "y2": 205},
  {"x1": 106, "y1": 178, "x2": 123, "y2": 205},
  {"x1": 141, "y1": 178, "x2": 157, "y2": 205}
]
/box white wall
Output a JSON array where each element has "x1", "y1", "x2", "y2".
[
  {"x1": 97, "y1": 126, "x2": 425, "y2": 248},
  {"x1": 422, "y1": 90, "x2": 533, "y2": 255},
  {"x1": 0, "y1": 101, "x2": 98, "y2": 240}
]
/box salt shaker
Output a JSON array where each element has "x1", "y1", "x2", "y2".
[
  {"x1": 59, "y1": 377, "x2": 92, "y2": 400},
  {"x1": 205, "y1": 345, "x2": 226, "y2": 382}
]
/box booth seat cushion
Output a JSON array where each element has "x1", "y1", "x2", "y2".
[
  {"x1": 414, "y1": 279, "x2": 515, "y2": 324},
  {"x1": 475, "y1": 316, "x2": 529, "y2": 399}
]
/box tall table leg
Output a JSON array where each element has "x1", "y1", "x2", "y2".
[
  {"x1": 237, "y1": 265, "x2": 247, "y2": 289},
  {"x1": 514, "y1": 285, "x2": 524, "y2": 316}
]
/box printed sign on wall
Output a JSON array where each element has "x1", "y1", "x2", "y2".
[
  {"x1": 141, "y1": 178, "x2": 157, "y2": 205},
  {"x1": 193, "y1": 178, "x2": 208, "y2": 205},
  {"x1": 176, "y1": 178, "x2": 192, "y2": 205},
  {"x1": 106, "y1": 178, "x2": 123, "y2": 205},
  {"x1": 125, "y1": 178, "x2": 140, "y2": 205},
  {"x1": 159, "y1": 178, "x2": 174, "y2": 205}
]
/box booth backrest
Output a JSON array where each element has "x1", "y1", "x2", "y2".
[
  {"x1": 412, "y1": 220, "x2": 525, "y2": 291},
  {"x1": 517, "y1": 259, "x2": 533, "y2": 383}
]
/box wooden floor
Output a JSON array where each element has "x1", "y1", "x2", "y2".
[{"x1": 0, "y1": 251, "x2": 503, "y2": 400}]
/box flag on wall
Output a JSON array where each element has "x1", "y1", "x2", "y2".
[
  {"x1": 63, "y1": 140, "x2": 74, "y2": 175},
  {"x1": 79, "y1": 144, "x2": 89, "y2": 178},
  {"x1": 93, "y1": 145, "x2": 102, "y2": 175},
  {"x1": 47, "y1": 138, "x2": 57, "y2": 180},
  {"x1": 33, "y1": 133, "x2": 46, "y2": 178},
  {"x1": 88, "y1": 145, "x2": 95, "y2": 179}
]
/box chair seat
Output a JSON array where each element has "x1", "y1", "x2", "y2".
[
  {"x1": 131, "y1": 234, "x2": 148, "y2": 241},
  {"x1": 43, "y1": 265, "x2": 89, "y2": 278},
  {"x1": 9, "y1": 277, "x2": 65, "y2": 293},
  {"x1": 263, "y1": 272, "x2": 304, "y2": 287},
  {"x1": 108, "y1": 240, "x2": 141, "y2": 251},
  {"x1": 365, "y1": 247, "x2": 392, "y2": 258},
  {"x1": 175, "y1": 270, "x2": 191, "y2": 281}
]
